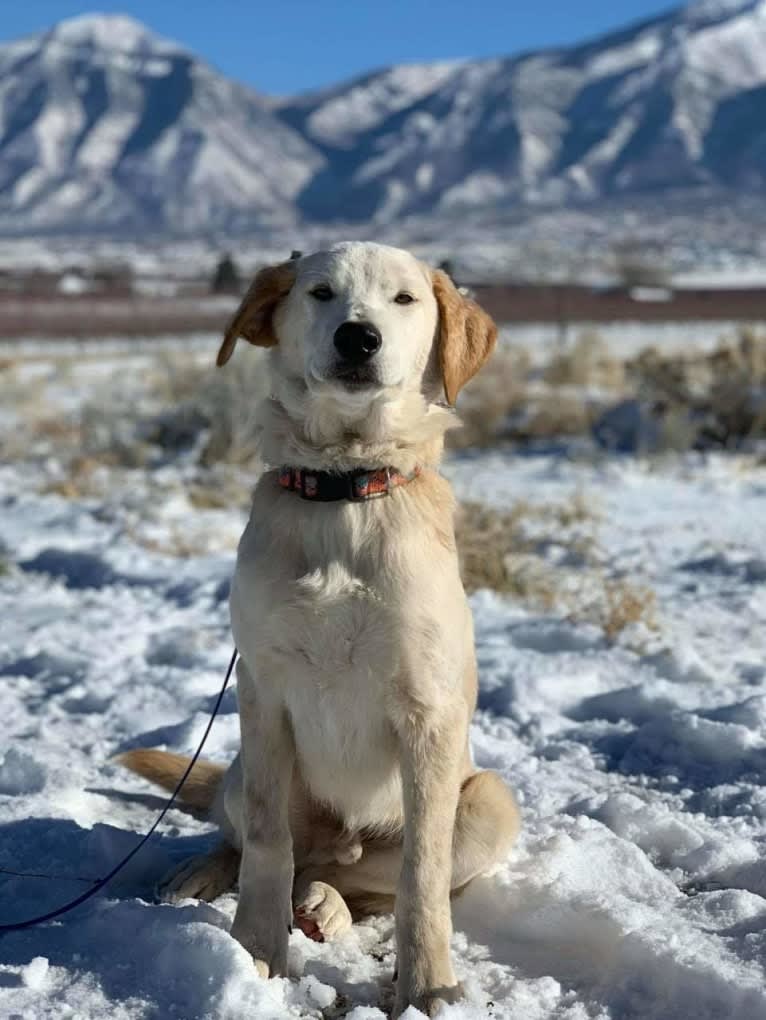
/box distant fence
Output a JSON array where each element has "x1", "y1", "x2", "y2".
[
  {"x1": 0, "y1": 294, "x2": 236, "y2": 339},
  {"x1": 472, "y1": 284, "x2": 766, "y2": 325}
]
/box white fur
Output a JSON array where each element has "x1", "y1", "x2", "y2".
[{"x1": 274, "y1": 242, "x2": 441, "y2": 402}]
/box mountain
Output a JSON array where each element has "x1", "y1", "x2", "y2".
[
  {"x1": 279, "y1": 0, "x2": 766, "y2": 223},
  {"x1": 0, "y1": 14, "x2": 320, "y2": 234},
  {"x1": 0, "y1": 2, "x2": 766, "y2": 236}
]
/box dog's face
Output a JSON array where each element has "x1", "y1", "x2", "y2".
[
  {"x1": 275, "y1": 244, "x2": 437, "y2": 397},
  {"x1": 217, "y1": 241, "x2": 496, "y2": 408}
]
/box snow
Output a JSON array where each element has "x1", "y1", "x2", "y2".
[
  {"x1": 21, "y1": 956, "x2": 49, "y2": 990},
  {"x1": 0, "y1": 749, "x2": 46, "y2": 796},
  {"x1": 440, "y1": 173, "x2": 508, "y2": 209},
  {"x1": 684, "y1": 0, "x2": 762, "y2": 27},
  {"x1": 35, "y1": 103, "x2": 83, "y2": 176},
  {"x1": 673, "y1": 266, "x2": 766, "y2": 287},
  {"x1": 586, "y1": 32, "x2": 662, "y2": 79},
  {"x1": 684, "y1": 7, "x2": 766, "y2": 91},
  {"x1": 51, "y1": 14, "x2": 186, "y2": 57},
  {"x1": 304, "y1": 63, "x2": 461, "y2": 147},
  {"x1": 498, "y1": 320, "x2": 753, "y2": 365},
  {"x1": 2, "y1": 347, "x2": 766, "y2": 1019},
  {"x1": 76, "y1": 110, "x2": 141, "y2": 175}
]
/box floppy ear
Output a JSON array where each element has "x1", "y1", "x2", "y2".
[
  {"x1": 431, "y1": 269, "x2": 497, "y2": 405},
  {"x1": 216, "y1": 261, "x2": 295, "y2": 367}
]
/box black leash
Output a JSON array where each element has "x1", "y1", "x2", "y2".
[{"x1": 0, "y1": 648, "x2": 238, "y2": 934}]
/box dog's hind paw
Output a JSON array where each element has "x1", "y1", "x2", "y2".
[
  {"x1": 157, "y1": 844, "x2": 239, "y2": 903},
  {"x1": 294, "y1": 881, "x2": 352, "y2": 942}
]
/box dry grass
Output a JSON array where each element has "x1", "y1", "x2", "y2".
[
  {"x1": 450, "y1": 325, "x2": 766, "y2": 452},
  {"x1": 42, "y1": 456, "x2": 118, "y2": 500},
  {"x1": 601, "y1": 579, "x2": 658, "y2": 639},
  {"x1": 456, "y1": 496, "x2": 598, "y2": 599},
  {"x1": 127, "y1": 527, "x2": 207, "y2": 559},
  {"x1": 518, "y1": 391, "x2": 595, "y2": 440},
  {"x1": 449, "y1": 345, "x2": 603, "y2": 449},
  {"x1": 147, "y1": 351, "x2": 268, "y2": 468},
  {"x1": 456, "y1": 500, "x2": 540, "y2": 595},
  {"x1": 455, "y1": 497, "x2": 657, "y2": 641},
  {"x1": 450, "y1": 347, "x2": 530, "y2": 449},
  {"x1": 5, "y1": 348, "x2": 269, "y2": 480},
  {"x1": 543, "y1": 330, "x2": 625, "y2": 390},
  {"x1": 627, "y1": 326, "x2": 766, "y2": 448},
  {"x1": 186, "y1": 470, "x2": 252, "y2": 510},
  {"x1": 11, "y1": 324, "x2": 765, "y2": 470},
  {"x1": 569, "y1": 576, "x2": 658, "y2": 640},
  {"x1": 450, "y1": 330, "x2": 625, "y2": 450}
]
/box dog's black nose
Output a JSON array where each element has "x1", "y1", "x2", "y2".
[{"x1": 333, "y1": 321, "x2": 382, "y2": 364}]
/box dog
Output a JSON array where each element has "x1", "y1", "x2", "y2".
[{"x1": 120, "y1": 242, "x2": 520, "y2": 1017}]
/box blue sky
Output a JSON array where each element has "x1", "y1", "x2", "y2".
[{"x1": 1, "y1": 1, "x2": 677, "y2": 94}]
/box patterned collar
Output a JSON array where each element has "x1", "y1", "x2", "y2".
[{"x1": 278, "y1": 465, "x2": 420, "y2": 502}]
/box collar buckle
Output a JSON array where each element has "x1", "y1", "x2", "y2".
[{"x1": 349, "y1": 467, "x2": 392, "y2": 501}]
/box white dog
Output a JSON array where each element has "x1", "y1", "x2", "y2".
[{"x1": 121, "y1": 242, "x2": 520, "y2": 1017}]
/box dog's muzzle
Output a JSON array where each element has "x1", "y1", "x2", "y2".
[{"x1": 331, "y1": 321, "x2": 382, "y2": 386}]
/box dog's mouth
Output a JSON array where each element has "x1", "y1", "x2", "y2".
[{"x1": 330, "y1": 365, "x2": 380, "y2": 389}]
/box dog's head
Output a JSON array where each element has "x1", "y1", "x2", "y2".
[{"x1": 217, "y1": 241, "x2": 496, "y2": 408}]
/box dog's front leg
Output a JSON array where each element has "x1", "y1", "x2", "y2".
[
  {"x1": 230, "y1": 659, "x2": 294, "y2": 978},
  {"x1": 393, "y1": 710, "x2": 464, "y2": 1018}
]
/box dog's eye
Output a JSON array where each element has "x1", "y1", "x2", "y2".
[
  {"x1": 394, "y1": 292, "x2": 415, "y2": 305},
  {"x1": 309, "y1": 284, "x2": 334, "y2": 301}
]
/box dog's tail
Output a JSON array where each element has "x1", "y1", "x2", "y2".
[{"x1": 116, "y1": 749, "x2": 225, "y2": 811}]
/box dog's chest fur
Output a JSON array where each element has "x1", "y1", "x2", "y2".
[
  {"x1": 232, "y1": 490, "x2": 418, "y2": 830},
  {"x1": 279, "y1": 558, "x2": 403, "y2": 830}
]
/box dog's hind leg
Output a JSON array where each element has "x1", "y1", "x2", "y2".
[
  {"x1": 450, "y1": 769, "x2": 521, "y2": 893},
  {"x1": 292, "y1": 769, "x2": 520, "y2": 937},
  {"x1": 158, "y1": 842, "x2": 240, "y2": 904}
]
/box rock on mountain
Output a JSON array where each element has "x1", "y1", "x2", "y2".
[
  {"x1": 0, "y1": 14, "x2": 320, "y2": 234},
  {"x1": 1, "y1": 1, "x2": 766, "y2": 235}
]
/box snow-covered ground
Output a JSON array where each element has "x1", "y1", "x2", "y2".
[{"x1": 1, "y1": 344, "x2": 766, "y2": 1018}]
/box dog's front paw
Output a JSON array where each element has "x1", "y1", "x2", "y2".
[
  {"x1": 230, "y1": 903, "x2": 290, "y2": 978},
  {"x1": 393, "y1": 980, "x2": 463, "y2": 1018},
  {"x1": 231, "y1": 922, "x2": 289, "y2": 978},
  {"x1": 251, "y1": 955, "x2": 281, "y2": 980},
  {"x1": 294, "y1": 881, "x2": 352, "y2": 942}
]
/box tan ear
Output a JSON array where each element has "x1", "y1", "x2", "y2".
[
  {"x1": 216, "y1": 261, "x2": 295, "y2": 367},
  {"x1": 431, "y1": 270, "x2": 497, "y2": 405}
]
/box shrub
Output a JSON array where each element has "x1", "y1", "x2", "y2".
[
  {"x1": 543, "y1": 330, "x2": 625, "y2": 391},
  {"x1": 455, "y1": 498, "x2": 656, "y2": 642},
  {"x1": 449, "y1": 347, "x2": 531, "y2": 449}
]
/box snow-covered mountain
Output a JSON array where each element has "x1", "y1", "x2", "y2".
[
  {"x1": 281, "y1": 0, "x2": 766, "y2": 223},
  {"x1": 0, "y1": 14, "x2": 320, "y2": 234},
  {"x1": 1, "y1": 2, "x2": 766, "y2": 235}
]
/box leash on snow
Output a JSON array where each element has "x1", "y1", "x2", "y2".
[{"x1": 0, "y1": 648, "x2": 238, "y2": 934}]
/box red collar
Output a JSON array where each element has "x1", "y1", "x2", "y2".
[{"x1": 278, "y1": 465, "x2": 420, "y2": 502}]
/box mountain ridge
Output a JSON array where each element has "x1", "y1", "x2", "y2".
[{"x1": 0, "y1": 3, "x2": 765, "y2": 236}]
